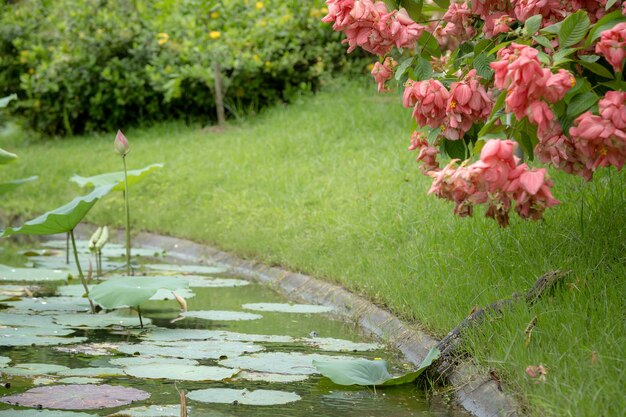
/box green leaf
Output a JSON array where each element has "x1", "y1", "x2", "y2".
[
  {"x1": 431, "y1": 0, "x2": 449, "y2": 8},
  {"x1": 541, "y1": 21, "x2": 562, "y2": 35},
  {"x1": 606, "y1": 0, "x2": 619, "y2": 9},
  {"x1": 0, "y1": 94, "x2": 17, "y2": 109},
  {"x1": 413, "y1": 56, "x2": 433, "y2": 81},
  {"x1": 559, "y1": 10, "x2": 590, "y2": 48},
  {"x1": 552, "y1": 47, "x2": 579, "y2": 66},
  {"x1": 474, "y1": 53, "x2": 495, "y2": 80},
  {"x1": 600, "y1": 80, "x2": 626, "y2": 90},
  {"x1": 187, "y1": 388, "x2": 301, "y2": 406},
  {"x1": 0, "y1": 148, "x2": 18, "y2": 165},
  {"x1": 70, "y1": 163, "x2": 164, "y2": 191},
  {"x1": 90, "y1": 276, "x2": 188, "y2": 308},
  {"x1": 578, "y1": 60, "x2": 614, "y2": 78},
  {"x1": 524, "y1": 15, "x2": 543, "y2": 36},
  {"x1": 488, "y1": 40, "x2": 513, "y2": 55},
  {"x1": 1, "y1": 184, "x2": 115, "y2": 237},
  {"x1": 533, "y1": 35, "x2": 554, "y2": 51},
  {"x1": 313, "y1": 347, "x2": 440, "y2": 387},
  {"x1": 395, "y1": 57, "x2": 415, "y2": 81},
  {"x1": 478, "y1": 90, "x2": 506, "y2": 138},
  {"x1": 585, "y1": 11, "x2": 626, "y2": 46},
  {"x1": 474, "y1": 39, "x2": 493, "y2": 56},
  {"x1": 567, "y1": 91, "x2": 599, "y2": 119},
  {"x1": 0, "y1": 176, "x2": 38, "y2": 196},
  {"x1": 399, "y1": 0, "x2": 423, "y2": 21}
]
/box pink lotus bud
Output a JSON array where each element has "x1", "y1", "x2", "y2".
[{"x1": 114, "y1": 130, "x2": 130, "y2": 156}]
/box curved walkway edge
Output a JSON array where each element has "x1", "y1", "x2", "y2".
[{"x1": 78, "y1": 226, "x2": 522, "y2": 417}]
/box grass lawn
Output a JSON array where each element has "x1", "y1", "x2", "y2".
[{"x1": 2, "y1": 79, "x2": 625, "y2": 417}]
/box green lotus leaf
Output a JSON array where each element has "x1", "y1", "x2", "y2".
[
  {"x1": 123, "y1": 364, "x2": 238, "y2": 381},
  {"x1": 0, "y1": 265, "x2": 69, "y2": 283},
  {"x1": 0, "y1": 312, "x2": 56, "y2": 327},
  {"x1": 0, "y1": 176, "x2": 38, "y2": 195},
  {"x1": 2, "y1": 363, "x2": 71, "y2": 376},
  {"x1": 0, "y1": 94, "x2": 17, "y2": 109},
  {"x1": 58, "y1": 377, "x2": 103, "y2": 385},
  {"x1": 312, "y1": 347, "x2": 440, "y2": 387},
  {"x1": 0, "y1": 356, "x2": 11, "y2": 367},
  {"x1": 106, "y1": 405, "x2": 196, "y2": 417},
  {"x1": 187, "y1": 388, "x2": 301, "y2": 406},
  {"x1": 219, "y1": 352, "x2": 354, "y2": 375},
  {"x1": 0, "y1": 325, "x2": 74, "y2": 337},
  {"x1": 109, "y1": 356, "x2": 198, "y2": 367},
  {"x1": 0, "y1": 335, "x2": 87, "y2": 347},
  {"x1": 0, "y1": 147, "x2": 17, "y2": 165},
  {"x1": 0, "y1": 410, "x2": 96, "y2": 417},
  {"x1": 70, "y1": 163, "x2": 164, "y2": 191},
  {"x1": 299, "y1": 337, "x2": 382, "y2": 352},
  {"x1": 90, "y1": 276, "x2": 188, "y2": 308},
  {"x1": 142, "y1": 328, "x2": 294, "y2": 343},
  {"x1": 242, "y1": 303, "x2": 333, "y2": 314},
  {"x1": 53, "y1": 311, "x2": 150, "y2": 328},
  {"x1": 115, "y1": 340, "x2": 262, "y2": 360},
  {"x1": 145, "y1": 263, "x2": 227, "y2": 275},
  {"x1": 5, "y1": 296, "x2": 91, "y2": 312},
  {"x1": 182, "y1": 310, "x2": 263, "y2": 321},
  {"x1": 56, "y1": 367, "x2": 125, "y2": 377},
  {"x1": 235, "y1": 371, "x2": 309, "y2": 383},
  {"x1": 1, "y1": 184, "x2": 115, "y2": 237}
]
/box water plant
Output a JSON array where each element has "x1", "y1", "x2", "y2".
[
  {"x1": 114, "y1": 130, "x2": 132, "y2": 275},
  {"x1": 88, "y1": 226, "x2": 109, "y2": 277}
]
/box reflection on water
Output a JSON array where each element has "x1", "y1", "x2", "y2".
[{"x1": 0, "y1": 240, "x2": 469, "y2": 417}]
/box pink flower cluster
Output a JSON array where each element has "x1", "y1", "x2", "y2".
[
  {"x1": 371, "y1": 57, "x2": 397, "y2": 93},
  {"x1": 322, "y1": 0, "x2": 425, "y2": 55},
  {"x1": 595, "y1": 22, "x2": 626, "y2": 72},
  {"x1": 408, "y1": 131, "x2": 440, "y2": 173},
  {"x1": 435, "y1": 1, "x2": 475, "y2": 49},
  {"x1": 403, "y1": 71, "x2": 493, "y2": 140},
  {"x1": 491, "y1": 43, "x2": 574, "y2": 128},
  {"x1": 569, "y1": 91, "x2": 626, "y2": 172},
  {"x1": 428, "y1": 139, "x2": 559, "y2": 226}
]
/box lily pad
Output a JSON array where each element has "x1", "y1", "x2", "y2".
[
  {"x1": 242, "y1": 303, "x2": 334, "y2": 314},
  {"x1": 0, "y1": 384, "x2": 150, "y2": 409},
  {"x1": 312, "y1": 347, "x2": 440, "y2": 386},
  {"x1": 1, "y1": 184, "x2": 115, "y2": 237},
  {"x1": 0, "y1": 356, "x2": 11, "y2": 367},
  {"x1": 56, "y1": 284, "x2": 91, "y2": 297},
  {"x1": 106, "y1": 405, "x2": 195, "y2": 417},
  {"x1": 115, "y1": 340, "x2": 262, "y2": 360},
  {"x1": 0, "y1": 147, "x2": 17, "y2": 164},
  {"x1": 54, "y1": 312, "x2": 150, "y2": 328},
  {"x1": 149, "y1": 287, "x2": 195, "y2": 301},
  {"x1": 109, "y1": 356, "x2": 198, "y2": 367},
  {"x1": 181, "y1": 310, "x2": 263, "y2": 321},
  {"x1": 0, "y1": 335, "x2": 87, "y2": 347},
  {"x1": 0, "y1": 176, "x2": 38, "y2": 195},
  {"x1": 59, "y1": 377, "x2": 103, "y2": 384},
  {"x1": 57, "y1": 367, "x2": 126, "y2": 377},
  {"x1": 235, "y1": 371, "x2": 309, "y2": 383},
  {"x1": 300, "y1": 337, "x2": 382, "y2": 352},
  {"x1": 90, "y1": 277, "x2": 188, "y2": 308},
  {"x1": 0, "y1": 312, "x2": 56, "y2": 327},
  {"x1": 124, "y1": 364, "x2": 238, "y2": 381},
  {"x1": 145, "y1": 264, "x2": 227, "y2": 275},
  {"x1": 184, "y1": 277, "x2": 249, "y2": 288},
  {"x1": 2, "y1": 363, "x2": 70, "y2": 376},
  {"x1": 142, "y1": 329, "x2": 294, "y2": 344},
  {"x1": 70, "y1": 163, "x2": 164, "y2": 191},
  {"x1": 0, "y1": 325, "x2": 75, "y2": 337},
  {"x1": 219, "y1": 352, "x2": 354, "y2": 375},
  {"x1": 0, "y1": 410, "x2": 96, "y2": 417},
  {"x1": 0, "y1": 265, "x2": 68, "y2": 283},
  {"x1": 187, "y1": 388, "x2": 300, "y2": 406},
  {"x1": 4, "y1": 296, "x2": 91, "y2": 313},
  {"x1": 54, "y1": 343, "x2": 119, "y2": 356}
]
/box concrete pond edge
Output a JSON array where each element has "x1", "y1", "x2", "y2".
[{"x1": 76, "y1": 226, "x2": 521, "y2": 417}]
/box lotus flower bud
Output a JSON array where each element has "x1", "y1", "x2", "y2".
[
  {"x1": 114, "y1": 130, "x2": 129, "y2": 156},
  {"x1": 95, "y1": 226, "x2": 109, "y2": 251},
  {"x1": 88, "y1": 227, "x2": 103, "y2": 252}
]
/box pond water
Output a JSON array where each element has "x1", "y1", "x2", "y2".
[{"x1": 0, "y1": 238, "x2": 468, "y2": 417}]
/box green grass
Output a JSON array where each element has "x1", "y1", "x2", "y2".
[{"x1": 2, "y1": 79, "x2": 625, "y2": 417}]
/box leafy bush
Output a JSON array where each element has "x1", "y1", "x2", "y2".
[{"x1": 0, "y1": 0, "x2": 363, "y2": 135}]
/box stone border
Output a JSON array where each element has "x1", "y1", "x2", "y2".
[{"x1": 77, "y1": 226, "x2": 522, "y2": 417}]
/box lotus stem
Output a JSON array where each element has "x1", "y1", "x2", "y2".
[
  {"x1": 65, "y1": 232, "x2": 70, "y2": 264},
  {"x1": 137, "y1": 305, "x2": 144, "y2": 328},
  {"x1": 70, "y1": 229, "x2": 96, "y2": 314},
  {"x1": 122, "y1": 155, "x2": 131, "y2": 276}
]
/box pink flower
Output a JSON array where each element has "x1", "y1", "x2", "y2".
[
  {"x1": 403, "y1": 79, "x2": 449, "y2": 129},
  {"x1": 408, "y1": 131, "x2": 440, "y2": 173},
  {"x1": 371, "y1": 57, "x2": 397, "y2": 93},
  {"x1": 114, "y1": 130, "x2": 129, "y2": 156},
  {"x1": 535, "y1": 121, "x2": 593, "y2": 180},
  {"x1": 512, "y1": 0, "x2": 565, "y2": 24},
  {"x1": 445, "y1": 70, "x2": 494, "y2": 140},
  {"x1": 483, "y1": 12, "x2": 514, "y2": 38},
  {"x1": 595, "y1": 22, "x2": 626, "y2": 72},
  {"x1": 436, "y1": 2, "x2": 476, "y2": 49}
]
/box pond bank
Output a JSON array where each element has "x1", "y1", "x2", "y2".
[{"x1": 77, "y1": 224, "x2": 521, "y2": 417}]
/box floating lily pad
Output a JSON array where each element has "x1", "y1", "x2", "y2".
[
  {"x1": 182, "y1": 310, "x2": 263, "y2": 321},
  {"x1": 0, "y1": 335, "x2": 87, "y2": 347},
  {"x1": 235, "y1": 371, "x2": 309, "y2": 383},
  {"x1": 54, "y1": 312, "x2": 149, "y2": 328},
  {"x1": 145, "y1": 264, "x2": 227, "y2": 275},
  {"x1": 0, "y1": 384, "x2": 150, "y2": 409},
  {"x1": 2, "y1": 363, "x2": 70, "y2": 376},
  {"x1": 109, "y1": 356, "x2": 198, "y2": 367},
  {"x1": 5, "y1": 296, "x2": 91, "y2": 312},
  {"x1": 184, "y1": 277, "x2": 249, "y2": 288},
  {"x1": 142, "y1": 329, "x2": 294, "y2": 344},
  {"x1": 0, "y1": 410, "x2": 96, "y2": 417},
  {"x1": 33, "y1": 377, "x2": 56, "y2": 385},
  {"x1": 300, "y1": 337, "x2": 382, "y2": 352},
  {"x1": 106, "y1": 405, "x2": 195, "y2": 417},
  {"x1": 0, "y1": 325, "x2": 75, "y2": 337},
  {"x1": 187, "y1": 388, "x2": 300, "y2": 406},
  {"x1": 57, "y1": 367, "x2": 125, "y2": 377},
  {"x1": 115, "y1": 340, "x2": 262, "y2": 360},
  {"x1": 59, "y1": 377, "x2": 103, "y2": 384},
  {"x1": 219, "y1": 352, "x2": 353, "y2": 375},
  {"x1": 0, "y1": 356, "x2": 11, "y2": 367},
  {"x1": 90, "y1": 277, "x2": 188, "y2": 309},
  {"x1": 0, "y1": 312, "x2": 56, "y2": 327},
  {"x1": 149, "y1": 288, "x2": 195, "y2": 301},
  {"x1": 54, "y1": 343, "x2": 119, "y2": 356},
  {"x1": 56, "y1": 285, "x2": 90, "y2": 297},
  {"x1": 242, "y1": 303, "x2": 334, "y2": 314},
  {"x1": 124, "y1": 364, "x2": 238, "y2": 381},
  {"x1": 0, "y1": 265, "x2": 68, "y2": 283}
]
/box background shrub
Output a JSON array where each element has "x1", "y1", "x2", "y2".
[{"x1": 0, "y1": 0, "x2": 365, "y2": 135}]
